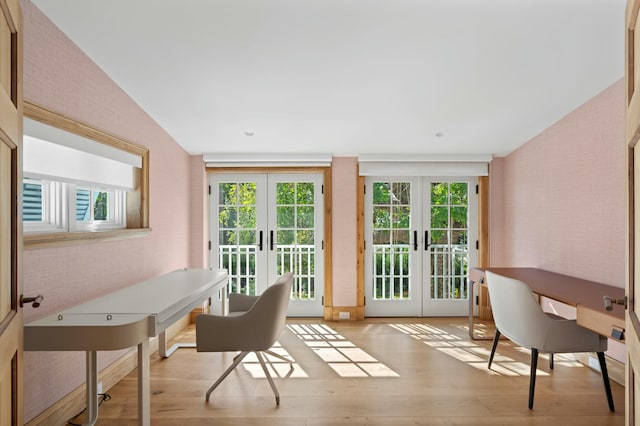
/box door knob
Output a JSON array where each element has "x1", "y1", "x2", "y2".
[{"x1": 20, "y1": 294, "x2": 44, "y2": 308}]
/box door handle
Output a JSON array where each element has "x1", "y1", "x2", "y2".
[
  {"x1": 603, "y1": 296, "x2": 627, "y2": 311},
  {"x1": 425, "y1": 231, "x2": 430, "y2": 250},
  {"x1": 270, "y1": 230, "x2": 274, "y2": 250},
  {"x1": 20, "y1": 294, "x2": 44, "y2": 308},
  {"x1": 258, "y1": 230, "x2": 263, "y2": 251},
  {"x1": 413, "y1": 231, "x2": 418, "y2": 251}
]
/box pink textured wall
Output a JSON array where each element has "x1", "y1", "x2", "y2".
[
  {"x1": 331, "y1": 157, "x2": 358, "y2": 306},
  {"x1": 490, "y1": 79, "x2": 626, "y2": 288},
  {"x1": 21, "y1": 1, "x2": 194, "y2": 420},
  {"x1": 488, "y1": 157, "x2": 506, "y2": 266},
  {"x1": 189, "y1": 155, "x2": 209, "y2": 269}
]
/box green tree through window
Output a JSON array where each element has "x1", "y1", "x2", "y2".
[
  {"x1": 430, "y1": 182, "x2": 468, "y2": 300},
  {"x1": 94, "y1": 192, "x2": 108, "y2": 221}
]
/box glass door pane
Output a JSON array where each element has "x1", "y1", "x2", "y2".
[
  {"x1": 423, "y1": 178, "x2": 477, "y2": 316},
  {"x1": 269, "y1": 174, "x2": 324, "y2": 316},
  {"x1": 275, "y1": 181, "x2": 315, "y2": 300},
  {"x1": 365, "y1": 177, "x2": 422, "y2": 316},
  {"x1": 210, "y1": 174, "x2": 268, "y2": 314},
  {"x1": 218, "y1": 181, "x2": 258, "y2": 294},
  {"x1": 372, "y1": 181, "x2": 411, "y2": 300}
]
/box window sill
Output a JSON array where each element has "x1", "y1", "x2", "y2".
[{"x1": 24, "y1": 228, "x2": 151, "y2": 249}]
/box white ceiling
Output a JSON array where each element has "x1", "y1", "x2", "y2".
[{"x1": 31, "y1": 0, "x2": 626, "y2": 158}]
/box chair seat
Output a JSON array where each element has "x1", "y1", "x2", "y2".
[
  {"x1": 502, "y1": 313, "x2": 607, "y2": 354},
  {"x1": 541, "y1": 318, "x2": 608, "y2": 354}
]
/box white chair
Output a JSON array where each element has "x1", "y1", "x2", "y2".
[
  {"x1": 195, "y1": 272, "x2": 294, "y2": 405},
  {"x1": 485, "y1": 271, "x2": 614, "y2": 411}
]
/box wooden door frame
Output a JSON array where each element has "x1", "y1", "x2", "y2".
[
  {"x1": 627, "y1": 144, "x2": 637, "y2": 425},
  {"x1": 627, "y1": 0, "x2": 640, "y2": 424},
  {"x1": 0, "y1": 0, "x2": 22, "y2": 423}
]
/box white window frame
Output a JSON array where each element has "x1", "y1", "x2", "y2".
[
  {"x1": 22, "y1": 177, "x2": 127, "y2": 234},
  {"x1": 22, "y1": 178, "x2": 67, "y2": 233},
  {"x1": 71, "y1": 184, "x2": 127, "y2": 231}
]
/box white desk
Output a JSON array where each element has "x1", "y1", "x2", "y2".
[{"x1": 24, "y1": 268, "x2": 228, "y2": 426}]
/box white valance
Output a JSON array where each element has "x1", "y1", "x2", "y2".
[
  {"x1": 204, "y1": 153, "x2": 332, "y2": 168},
  {"x1": 24, "y1": 118, "x2": 142, "y2": 167},
  {"x1": 358, "y1": 154, "x2": 491, "y2": 176},
  {"x1": 23, "y1": 118, "x2": 141, "y2": 190}
]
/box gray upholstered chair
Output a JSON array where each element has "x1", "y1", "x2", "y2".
[
  {"x1": 485, "y1": 271, "x2": 614, "y2": 411},
  {"x1": 195, "y1": 272, "x2": 294, "y2": 405}
]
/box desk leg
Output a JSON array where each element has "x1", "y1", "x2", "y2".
[
  {"x1": 84, "y1": 351, "x2": 98, "y2": 426},
  {"x1": 159, "y1": 331, "x2": 196, "y2": 358},
  {"x1": 158, "y1": 290, "x2": 229, "y2": 358},
  {"x1": 468, "y1": 280, "x2": 495, "y2": 341},
  {"x1": 468, "y1": 279, "x2": 477, "y2": 340},
  {"x1": 138, "y1": 339, "x2": 150, "y2": 426},
  {"x1": 222, "y1": 286, "x2": 228, "y2": 316}
]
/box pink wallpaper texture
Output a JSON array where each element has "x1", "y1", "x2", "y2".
[
  {"x1": 189, "y1": 155, "x2": 209, "y2": 269},
  {"x1": 331, "y1": 157, "x2": 358, "y2": 306},
  {"x1": 21, "y1": 1, "x2": 195, "y2": 420},
  {"x1": 491, "y1": 79, "x2": 626, "y2": 288}
]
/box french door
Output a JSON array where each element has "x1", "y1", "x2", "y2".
[
  {"x1": 209, "y1": 173, "x2": 324, "y2": 317},
  {"x1": 364, "y1": 176, "x2": 477, "y2": 317}
]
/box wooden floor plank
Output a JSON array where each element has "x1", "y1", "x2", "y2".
[{"x1": 78, "y1": 318, "x2": 623, "y2": 425}]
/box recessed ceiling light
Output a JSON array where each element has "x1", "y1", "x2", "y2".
[{"x1": 244, "y1": 130, "x2": 254, "y2": 136}]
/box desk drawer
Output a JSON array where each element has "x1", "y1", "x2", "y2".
[{"x1": 576, "y1": 304, "x2": 625, "y2": 342}]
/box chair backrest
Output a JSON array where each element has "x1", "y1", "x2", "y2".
[
  {"x1": 485, "y1": 271, "x2": 553, "y2": 349},
  {"x1": 244, "y1": 272, "x2": 293, "y2": 350}
]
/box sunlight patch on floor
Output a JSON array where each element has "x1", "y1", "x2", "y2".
[
  {"x1": 241, "y1": 341, "x2": 309, "y2": 378},
  {"x1": 389, "y1": 323, "x2": 561, "y2": 377},
  {"x1": 288, "y1": 323, "x2": 399, "y2": 378}
]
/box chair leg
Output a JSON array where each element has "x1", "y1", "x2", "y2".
[
  {"x1": 597, "y1": 352, "x2": 615, "y2": 412},
  {"x1": 549, "y1": 353, "x2": 554, "y2": 370},
  {"x1": 263, "y1": 349, "x2": 292, "y2": 364},
  {"x1": 488, "y1": 329, "x2": 501, "y2": 369},
  {"x1": 205, "y1": 351, "x2": 250, "y2": 402},
  {"x1": 529, "y1": 348, "x2": 539, "y2": 410},
  {"x1": 263, "y1": 349, "x2": 295, "y2": 373},
  {"x1": 256, "y1": 351, "x2": 281, "y2": 405}
]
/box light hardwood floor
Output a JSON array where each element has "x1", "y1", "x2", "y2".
[{"x1": 82, "y1": 318, "x2": 624, "y2": 425}]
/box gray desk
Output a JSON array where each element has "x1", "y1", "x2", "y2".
[{"x1": 24, "y1": 268, "x2": 228, "y2": 426}]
